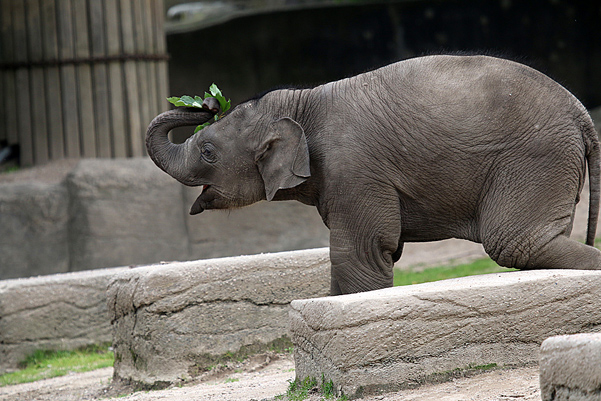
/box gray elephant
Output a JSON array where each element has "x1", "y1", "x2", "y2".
[{"x1": 146, "y1": 55, "x2": 601, "y2": 295}]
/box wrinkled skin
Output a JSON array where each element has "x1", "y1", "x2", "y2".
[{"x1": 147, "y1": 55, "x2": 601, "y2": 295}]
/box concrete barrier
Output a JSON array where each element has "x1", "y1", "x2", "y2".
[
  {"x1": 0, "y1": 182, "x2": 69, "y2": 279},
  {"x1": 107, "y1": 248, "x2": 330, "y2": 386},
  {"x1": 67, "y1": 158, "x2": 190, "y2": 271},
  {"x1": 290, "y1": 270, "x2": 601, "y2": 399},
  {"x1": 0, "y1": 267, "x2": 128, "y2": 374},
  {"x1": 540, "y1": 333, "x2": 601, "y2": 401}
]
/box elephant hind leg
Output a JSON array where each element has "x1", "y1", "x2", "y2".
[
  {"x1": 483, "y1": 231, "x2": 601, "y2": 270},
  {"x1": 524, "y1": 235, "x2": 601, "y2": 270}
]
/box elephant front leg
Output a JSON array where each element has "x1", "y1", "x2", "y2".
[{"x1": 327, "y1": 202, "x2": 402, "y2": 295}]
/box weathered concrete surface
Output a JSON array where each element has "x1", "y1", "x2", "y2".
[
  {"x1": 290, "y1": 270, "x2": 601, "y2": 399},
  {"x1": 0, "y1": 267, "x2": 128, "y2": 374},
  {"x1": 0, "y1": 182, "x2": 69, "y2": 279},
  {"x1": 107, "y1": 248, "x2": 330, "y2": 386},
  {"x1": 540, "y1": 333, "x2": 601, "y2": 401},
  {"x1": 67, "y1": 158, "x2": 189, "y2": 271}
]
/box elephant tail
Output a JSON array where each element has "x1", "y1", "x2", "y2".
[{"x1": 585, "y1": 120, "x2": 600, "y2": 247}]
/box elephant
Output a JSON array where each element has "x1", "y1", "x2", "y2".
[{"x1": 146, "y1": 54, "x2": 601, "y2": 295}]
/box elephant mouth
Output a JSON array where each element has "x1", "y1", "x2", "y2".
[{"x1": 190, "y1": 185, "x2": 210, "y2": 215}]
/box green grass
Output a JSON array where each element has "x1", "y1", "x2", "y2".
[
  {"x1": 276, "y1": 376, "x2": 348, "y2": 401},
  {"x1": 0, "y1": 165, "x2": 19, "y2": 174},
  {"x1": 0, "y1": 344, "x2": 114, "y2": 387},
  {"x1": 393, "y1": 257, "x2": 517, "y2": 287}
]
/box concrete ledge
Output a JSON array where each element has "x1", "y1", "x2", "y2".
[
  {"x1": 107, "y1": 248, "x2": 330, "y2": 386},
  {"x1": 0, "y1": 267, "x2": 128, "y2": 374},
  {"x1": 540, "y1": 333, "x2": 601, "y2": 401},
  {"x1": 290, "y1": 270, "x2": 601, "y2": 399}
]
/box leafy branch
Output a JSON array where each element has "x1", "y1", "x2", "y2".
[{"x1": 167, "y1": 83, "x2": 231, "y2": 133}]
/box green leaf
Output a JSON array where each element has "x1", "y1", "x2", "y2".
[
  {"x1": 207, "y1": 84, "x2": 231, "y2": 114},
  {"x1": 167, "y1": 95, "x2": 204, "y2": 108},
  {"x1": 168, "y1": 84, "x2": 231, "y2": 120},
  {"x1": 194, "y1": 122, "x2": 211, "y2": 133},
  {"x1": 209, "y1": 83, "x2": 222, "y2": 98},
  {"x1": 222, "y1": 98, "x2": 231, "y2": 113},
  {"x1": 183, "y1": 95, "x2": 203, "y2": 108},
  {"x1": 167, "y1": 97, "x2": 186, "y2": 107}
]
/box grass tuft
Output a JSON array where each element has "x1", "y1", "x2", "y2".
[
  {"x1": 276, "y1": 376, "x2": 347, "y2": 401},
  {"x1": 0, "y1": 344, "x2": 114, "y2": 387}
]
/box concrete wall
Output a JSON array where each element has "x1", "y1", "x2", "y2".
[
  {"x1": 0, "y1": 267, "x2": 128, "y2": 374},
  {"x1": 0, "y1": 248, "x2": 329, "y2": 376},
  {"x1": 0, "y1": 158, "x2": 329, "y2": 280},
  {"x1": 108, "y1": 248, "x2": 330, "y2": 385},
  {"x1": 290, "y1": 270, "x2": 601, "y2": 398}
]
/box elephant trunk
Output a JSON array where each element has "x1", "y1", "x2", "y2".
[{"x1": 145, "y1": 108, "x2": 215, "y2": 185}]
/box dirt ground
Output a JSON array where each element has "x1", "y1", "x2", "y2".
[{"x1": 0, "y1": 351, "x2": 540, "y2": 401}]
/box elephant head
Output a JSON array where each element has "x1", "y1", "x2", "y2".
[{"x1": 146, "y1": 97, "x2": 311, "y2": 215}]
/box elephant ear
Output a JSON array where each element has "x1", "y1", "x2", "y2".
[{"x1": 256, "y1": 117, "x2": 311, "y2": 201}]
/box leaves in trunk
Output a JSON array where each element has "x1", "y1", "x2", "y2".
[{"x1": 167, "y1": 84, "x2": 231, "y2": 133}]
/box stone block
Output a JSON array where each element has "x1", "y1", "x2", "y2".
[
  {"x1": 0, "y1": 182, "x2": 69, "y2": 279},
  {"x1": 290, "y1": 270, "x2": 601, "y2": 399},
  {"x1": 67, "y1": 158, "x2": 189, "y2": 271},
  {"x1": 107, "y1": 248, "x2": 330, "y2": 386},
  {"x1": 0, "y1": 267, "x2": 128, "y2": 374},
  {"x1": 540, "y1": 333, "x2": 601, "y2": 401},
  {"x1": 184, "y1": 187, "x2": 329, "y2": 259}
]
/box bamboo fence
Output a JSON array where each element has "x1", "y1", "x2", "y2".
[{"x1": 0, "y1": 0, "x2": 169, "y2": 166}]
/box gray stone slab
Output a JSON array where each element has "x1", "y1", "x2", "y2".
[
  {"x1": 184, "y1": 188, "x2": 329, "y2": 259},
  {"x1": 540, "y1": 333, "x2": 601, "y2": 401},
  {"x1": 0, "y1": 267, "x2": 128, "y2": 374},
  {"x1": 290, "y1": 270, "x2": 601, "y2": 399},
  {"x1": 67, "y1": 158, "x2": 189, "y2": 271},
  {"x1": 107, "y1": 248, "x2": 330, "y2": 386},
  {"x1": 0, "y1": 182, "x2": 69, "y2": 278}
]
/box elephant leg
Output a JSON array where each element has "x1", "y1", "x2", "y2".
[
  {"x1": 479, "y1": 165, "x2": 597, "y2": 270},
  {"x1": 326, "y1": 191, "x2": 402, "y2": 295},
  {"x1": 526, "y1": 235, "x2": 601, "y2": 270}
]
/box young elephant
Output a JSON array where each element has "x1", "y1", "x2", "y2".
[{"x1": 147, "y1": 55, "x2": 601, "y2": 295}]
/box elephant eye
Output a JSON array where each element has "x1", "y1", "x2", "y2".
[{"x1": 201, "y1": 143, "x2": 217, "y2": 163}]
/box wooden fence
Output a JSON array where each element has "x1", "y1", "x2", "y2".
[{"x1": 0, "y1": 0, "x2": 168, "y2": 166}]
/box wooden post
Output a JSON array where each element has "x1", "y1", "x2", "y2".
[
  {"x1": 154, "y1": 0, "x2": 169, "y2": 119},
  {"x1": 106, "y1": 0, "x2": 127, "y2": 158},
  {"x1": 27, "y1": 0, "x2": 50, "y2": 165},
  {"x1": 73, "y1": 0, "x2": 97, "y2": 159},
  {"x1": 0, "y1": 0, "x2": 168, "y2": 166},
  {"x1": 12, "y1": 1, "x2": 34, "y2": 166},
  {"x1": 57, "y1": 0, "x2": 81, "y2": 159},
  {"x1": 1, "y1": 3, "x2": 19, "y2": 148},
  {"x1": 41, "y1": 0, "x2": 65, "y2": 160}
]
